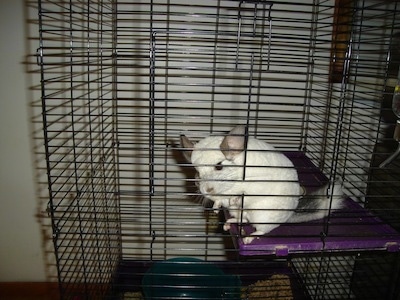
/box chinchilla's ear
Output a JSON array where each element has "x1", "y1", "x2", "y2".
[
  {"x1": 220, "y1": 125, "x2": 247, "y2": 160},
  {"x1": 180, "y1": 134, "x2": 194, "y2": 162}
]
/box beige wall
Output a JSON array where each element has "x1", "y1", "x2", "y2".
[{"x1": 0, "y1": 0, "x2": 47, "y2": 281}]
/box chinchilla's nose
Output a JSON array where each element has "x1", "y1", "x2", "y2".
[
  {"x1": 200, "y1": 183, "x2": 214, "y2": 194},
  {"x1": 206, "y1": 186, "x2": 215, "y2": 193}
]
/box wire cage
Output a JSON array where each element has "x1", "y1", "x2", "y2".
[{"x1": 36, "y1": 0, "x2": 400, "y2": 299}]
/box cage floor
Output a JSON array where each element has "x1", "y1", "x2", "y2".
[{"x1": 228, "y1": 151, "x2": 400, "y2": 256}]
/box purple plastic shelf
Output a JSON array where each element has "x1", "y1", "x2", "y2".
[{"x1": 227, "y1": 151, "x2": 400, "y2": 256}]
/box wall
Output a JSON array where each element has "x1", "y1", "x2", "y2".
[{"x1": 0, "y1": 0, "x2": 47, "y2": 281}]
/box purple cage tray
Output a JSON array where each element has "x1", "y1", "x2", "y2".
[{"x1": 227, "y1": 151, "x2": 400, "y2": 256}]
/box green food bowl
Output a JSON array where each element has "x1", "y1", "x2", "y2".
[{"x1": 142, "y1": 257, "x2": 241, "y2": 299}]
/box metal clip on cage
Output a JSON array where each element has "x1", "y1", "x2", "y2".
[{"x1": 236, "y1": 0, "x2": 273, "y2": 70}]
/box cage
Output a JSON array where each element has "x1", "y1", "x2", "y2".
[{"x1": 35, "y1": 0, "x2": 400, "y2": 299}]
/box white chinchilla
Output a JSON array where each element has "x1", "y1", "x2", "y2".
[{"x1": 180, "y1": 125, "x2": 344, "y2": 244}]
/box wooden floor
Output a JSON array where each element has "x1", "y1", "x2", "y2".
[{"x1": 0, "y1": 282, "x2": 60, "y2": 300}]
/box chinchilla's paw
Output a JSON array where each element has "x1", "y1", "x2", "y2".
[
  {"x1": 223, "y1": 222, "x2": 231, "y2": 231},
  {"x1": 243, "y1": 236, "x2": 256, "y2": 244},
  {"x1": 212, "y1": 200, "x2": 223, "y2": 214},
  {"x1": 242, "y1": 230, "x2": 264, "y2": 244}
]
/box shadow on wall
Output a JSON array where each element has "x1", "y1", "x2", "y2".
[{"x1": 23, "y1": 0, "x2": 58, "y2": 283}]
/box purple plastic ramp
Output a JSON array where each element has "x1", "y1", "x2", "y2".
[{"x1": 227, "y1": 151, "x2": 400, "y2": 256}]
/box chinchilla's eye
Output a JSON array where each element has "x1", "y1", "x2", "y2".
[{"x1": 215, "y1": 161, "x2": 223, "y2": 171}]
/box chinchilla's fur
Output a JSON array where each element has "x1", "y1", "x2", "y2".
[{"x1": 181, "y1": 126, "x2": 343, "y2": 244}]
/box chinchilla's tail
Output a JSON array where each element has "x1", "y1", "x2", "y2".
[{"x1": 288, "y1": 182, "x2": 344, "y2": 223}]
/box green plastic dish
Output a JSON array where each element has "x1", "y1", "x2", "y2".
[{"x1": 142, "y1": 257, "x2": 241, "y2": 299}]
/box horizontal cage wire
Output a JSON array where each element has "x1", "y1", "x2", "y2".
[{"x1": 35, "y1": 0, "x2": 400, "y2": 299}]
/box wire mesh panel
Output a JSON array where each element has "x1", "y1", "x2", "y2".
[
  {"x1": 37, "y1": 1, "x2": 120, "y2": 298},
  {"x1": 36, "y1": 0, "x2": 400, "y2": 299}
]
